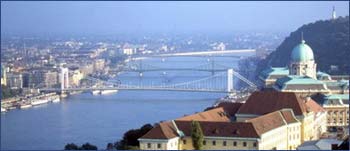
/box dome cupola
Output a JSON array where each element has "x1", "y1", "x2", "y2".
[{"x1": 291, "y1": 39, "x2": 314, "y2": 62}]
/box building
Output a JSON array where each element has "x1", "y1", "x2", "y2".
[
  {"x1": 138, "y1": 91, "x2": 327, "y2": 150},
  {"x1": 259, "y1": 36, "x2": 349, "y2": 129},
  {"x1": 23, "y1": 69, "x2": 58, "y2": 88},
  {"x1": 314, "y1": 94, "x2": 349, "y2": 127},
  {"x1": 139, "y1": 109, "x2": 302, "y2": 150},
  {"x1": 236, "y1": 91, "x2": 327, "y2": 142},
  {"x1": 259, "y1": 37, "x2": 349, "y2": 97},
  {"x1": 297, "y1": 139, "x2": 342, "y2": 150},
  {"x1": 1, "y1": 65, "x2": 7, "y2": 86},
  {"x1": 69, "y1": 69, "x2": 84, "y2": 87},
  {"x1": 6, "y1": 72, "x2": 23, "y2": 89},
  {"x1": 93, "y1": 59, "x2": 105, "y2": 72}
]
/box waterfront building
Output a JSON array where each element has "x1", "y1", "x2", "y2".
[
  {"x1": 69, "y1": 69, "x2": 84, "y2": 87},
  {"x1": 1, "y1": 65, "x2": 7, "y2": 86},
  {"x1": 6, "y1": 72, "x2": 23, "y2": 89},
  {"x1": 79, "y1": 62, "x2": 94, "y2": 76},
  {"x1": 93, "y1": 59, "x2": 105, "y2": 72},
  {"x1": 217, "y1": 42, "x2": 226, "y2": 51},
  {"x1": 23, "y1": 69, "x2": 58, "y2": 88}
]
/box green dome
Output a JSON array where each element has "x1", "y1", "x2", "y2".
[{"x1": 291, "y1": 40, "x2": 314, "y2": 62}]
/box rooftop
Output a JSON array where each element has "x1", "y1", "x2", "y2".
[
  {"x1": 260, "y1": 67, "x2": 289, "y2": 79},
  {"x1": 176, "y1": 107, "x2": 230, "y2": 122},
  {"x1": 237, "y1": 91, "x2": 324, "y2": 116},
  {"x1": 291, "y1": 40, "x2": 314, "y2": 62}
]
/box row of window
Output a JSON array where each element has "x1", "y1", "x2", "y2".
[
  {"x1": 327, "y1": 110, "x2": 349, "y2": 115},
  {"x1": 183, "y1": 139, "x2": 257, "y2": 147},
  {"x1": 147, "y1": 143, "x2": 163, "y2": 149},
  {"x1": 289, "y1": 126, "x2": 299, "y2": 132},
  {"x1": 289, "y1": 133, "x2": 299, "y2": 140}
]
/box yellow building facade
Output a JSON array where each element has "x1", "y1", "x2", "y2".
[{"x1": 139, "y1": 109, "x2": 302, "y2": 150}]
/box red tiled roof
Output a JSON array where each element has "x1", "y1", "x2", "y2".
[
  {"x1": 140, "y1": 122, "x2": 177, "y2": 139},
  {"x1": 237, "y1": 91, "x2": 307, "y2": 116},
  {"x1": 140, "y1": 120, "x2": 260, "y2": 139},
  {"x1": 247, "y1": 110, "x2": 286, "y2": 135},
  {"x1": 280, "y1": 109, "x2": 299, "y2": 124},
  {"x1": 176, "y1": 107, "x2": 230, "y2": 122},
  {"x1": 175, "y1": 121, "x2": 260, "y2": 138},
  {"x1": 305, "y1": 99, "x2": 326, "y2": 113},
  {"x1": 216, "y1": 102, "x2": 243, "y2": 117},
  {"x1": 247, "y1": 109, "x2": 299, "y2": 135}
]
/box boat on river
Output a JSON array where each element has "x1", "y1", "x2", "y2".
[
  {"x1": 31, "y1": 98, "x2": 49, "y2": 106},
  {"x1": 100, "y1": 90, "x2": 118, "y2": 95},
  {"x1": 20, "y1": 103, "x2": 32, "y2": 109},
  {"x1": 91, "y1": 90, "x2": 101, "y2": 95}
]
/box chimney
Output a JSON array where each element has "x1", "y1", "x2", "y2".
[{"x1": 305, "y1": 97, "x2": 311, "y2": 103}]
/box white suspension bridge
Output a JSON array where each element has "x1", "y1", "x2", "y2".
[{"x1": 40, "y1": 69, "x2": 257, "y2": 93}]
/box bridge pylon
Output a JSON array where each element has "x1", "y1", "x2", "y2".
[{"x1": 227, "y1": 69, "x2": 234, "y2": 92}]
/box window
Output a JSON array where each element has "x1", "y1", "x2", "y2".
[
  {"x1": 233, "y1": 141, "x2": 237, "y2": 146},
  {"x1": 147, "y1": 143, "x2": 151, "y2": 148},
  {"x1": 212, "y1": 141, "x2": 216, "y2": 146},
  {"x1": 203, "y1": 140, "x2": 206, "y2": 145},
  {"x1": 157, "y1": 143, "x2": 161, "y2": 148},
  {"x1": 243, "y1": 142, "x2": 247, "y2": 147},
  {"x1": 223, "y1": 141, "x2": 227, "y2": 146},
  {"x1": 183, "y1": 140, "x2": 186, "y2": 144},
  {"x1": 253, "y1": 142, "x2": 257, "y2": 147}
]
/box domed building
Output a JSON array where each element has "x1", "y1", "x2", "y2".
[
  {"x1": 259, "y1": 37, "x2": 349, "y2": 128},
  {"x1": 259, "y1": 37, "x2": 348, "y2": 96},
  {"x1": 289, "y1": 40, "x2": 317, "y2": 79}
]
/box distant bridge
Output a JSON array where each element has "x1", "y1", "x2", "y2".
[
  {"x1": 110, "y1": 60, "x2": 245, "y2": 74},
  {"x1": 149, "y1": 49, "x2": 255, "y2": 57},
  {"x1": 40, "y1": 69, "x2": 257, "y2": 93}
]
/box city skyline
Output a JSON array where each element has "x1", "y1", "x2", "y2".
[{"x1": 1, "y1": 1, "x2": 349, "y2": 35}]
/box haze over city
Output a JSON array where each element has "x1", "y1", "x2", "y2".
[
  {"x1": 1, "y1": 1, "x2": 349, "y2": 150},
  {"x1": 1, "y1": 1, "x2": 349, "y2": 35}
]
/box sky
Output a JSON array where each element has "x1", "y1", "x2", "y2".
[{"x1": 1, "y1": 1, "x2": 349, "y2": 35}]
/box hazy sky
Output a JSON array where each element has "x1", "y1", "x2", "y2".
[{"x1": 1, "y1": 1, "x2": 349, "y2": 35}]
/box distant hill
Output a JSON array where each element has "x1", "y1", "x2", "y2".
[{"x1": 256, "y1": 16, "x2": 349, "y2": 76}]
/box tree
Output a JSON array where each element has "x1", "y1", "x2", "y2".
[
  {"x1": 79, "y1": 143, "x2": 98, "y2": 150},
  {"x1": 64, "y1": 143, "x2": 79, "y2": 150},
  {"x1": 191, "y1": 121, "x2": 204, "y2": 150},
  {"x1": 106, "y1": 143, "x2": 114, "y2": 150},
  {"x1": 109, "y1": 123, "x2": 154, "y2": 150}
]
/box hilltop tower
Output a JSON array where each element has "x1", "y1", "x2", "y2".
[{"x1": 332, "y1": 6, "x2": 337, "y2": 20}]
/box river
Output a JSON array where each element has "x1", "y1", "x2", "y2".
[{"x1": 1, "y1": 53, "x2": 253, "y2": 150}]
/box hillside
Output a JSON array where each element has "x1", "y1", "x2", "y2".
[{"x1": 256, "y1": 16, "x2": 349, "y2": 76}]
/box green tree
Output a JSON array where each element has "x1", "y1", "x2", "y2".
[
  {"x1": 191, "y1": 121, "x2": 204, "y2": 150},
  {"x1": 64, "y1": 143, "x2": 79, "y2": 150},
  {"x1": 79, "y1": 142, "x2": 98, "y2": 150},
  {"x1": 110, "y1": 123, "x2": 153, "y2": 150}
]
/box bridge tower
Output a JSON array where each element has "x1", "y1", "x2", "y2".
[
  {"x1": 211, "y1": 60, "x2": 215, "y2": 75},
  {"x1": 138, "y1": 60, "x2": 143, "y2": 77},
  {"x1": 227, "y1": 69, "x2": 234, "y2": 92},
  {"x1": 60, "y1": 66, "x2": 69, "y2": 90}
]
